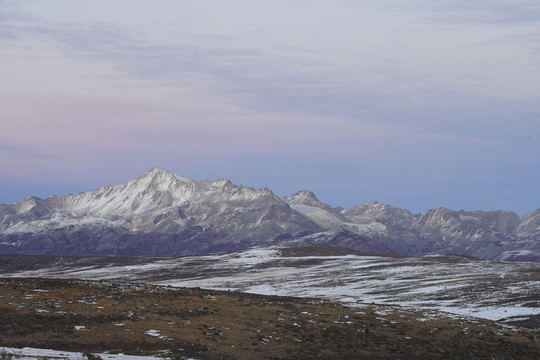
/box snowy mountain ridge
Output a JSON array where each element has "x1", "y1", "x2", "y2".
[
  {"x1": 3, "y1": 166, "x2": 298, "y2": 233},
  {"x1": 1, "y1": 166, "x2": 540, "y2": 260}
]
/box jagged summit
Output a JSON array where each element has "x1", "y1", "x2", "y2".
[
  {"x1": 292, "y1": 189, "x2": 318, "y2": 199},
  {"x1": 141, "y1": 165, "x2": 163, "y2": 175},
  {"x1": 139, "y1": 165, "x2": 182, "y2": 178},
  {"x1": 136, "y1": 166, "x2": 192, "y2": 184},
  {"x1": 283, "y1": 190, "x2": 320, "y2": 206}
]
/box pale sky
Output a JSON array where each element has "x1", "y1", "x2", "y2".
[{"x1": 2, "y1": 1, "x2": 540, "y2": 214}]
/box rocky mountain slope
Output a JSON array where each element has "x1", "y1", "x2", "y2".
[
  {"x1": 284, "y1": 189, "x2": 539, "y2": 261},
  {"x1": 1, "y1": 166, "x2": 539, "y2": 260}
]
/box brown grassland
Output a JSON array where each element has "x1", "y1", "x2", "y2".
[{"x1": 0, "y1": 277, "x2": 539, "y2": 359}]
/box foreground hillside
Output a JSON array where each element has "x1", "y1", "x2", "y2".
[
  {"x1": 1, "y1": 277, "x2": 539, "y2": 359},
  {"x1": 3, "y1": 244, "x2": 539, "y2": 329},
  {"x1": 1, "y1": 166, "x2": 540, "y2": 261}
]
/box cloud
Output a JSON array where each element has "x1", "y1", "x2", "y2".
[
  {"x1": 5, "y1": 1, "x2": 540, "y2": 116},
  {"x1": 2, "y1": 1, "x2": 540, "y2": 213},
  {"x1": 371, "y1": 0, "x2": 540, "y2": 24}
]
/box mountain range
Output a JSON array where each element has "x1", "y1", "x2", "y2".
[{"x1": 1, "y1": 166, "x2": 539, "y2": 261}]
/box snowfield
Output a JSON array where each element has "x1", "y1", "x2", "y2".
[
  {"x1": 0, "y1": 347, "x2": 161, "y2": 360},
  {"x1": 4, "y1": 245, "x2": 540, "y2": 327}
]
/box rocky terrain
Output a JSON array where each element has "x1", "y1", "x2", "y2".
[
  {"x1": 1, "y1": 277, "x2": 539, "y2": 359},
  {"x1": 1, "y1": 166, "x2": 540, "y2": 261}
]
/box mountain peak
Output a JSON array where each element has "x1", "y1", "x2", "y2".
[
  {"x1": 140, "y1": 166, "x2": 170, "y2": 177},
  {"x1": 286, "y1": 190, "x2": 318, "y2": 202},
  {"x1": 14, "y1": 195, "x2": 42, "y2": 213},
  {"x1": 295, "y1": 190, "x2": 317, "y2": 199},
  {"x1": 212, "y1": 178, "x2": 233, "y2": 187},
  {"x1": 138, "y1": 166, "x2": 191, "y2": 183},
  {"x1": 283, "y1": 190, "x2": 327, "y2": 208}
]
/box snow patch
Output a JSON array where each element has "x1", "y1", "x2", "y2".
[{"x1": 0, "y1": 347, "x2": 160, "y2": 360}]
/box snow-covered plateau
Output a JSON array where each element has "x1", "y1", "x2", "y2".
[{"x1": 3, "y1": 244, "x2": 539, "y2": 329}]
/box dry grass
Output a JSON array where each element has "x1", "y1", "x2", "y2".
[{"x1": 0, "y1": 277, "x2": 539, "y2": 359}]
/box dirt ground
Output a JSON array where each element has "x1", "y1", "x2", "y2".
[{"x1": 1, "y1": 277, "x2": 539, "y2": 359}]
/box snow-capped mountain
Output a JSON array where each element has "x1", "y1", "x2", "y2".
[
  {"x1": 517, "y1": 208, "x2": 540, "y2": 237},
  {"x1": 283, "y1": 190, "x2": 348, "y2": 229},
  {"x1": 1, "y1": 166, "x2": 539, "y2": 260},
  {"x1": 0, "y1": 167, "x2": 326, "y2": 255},
  {"x1": 281, "y1": 192, "x2": 539, "y2": 261},
  {"x1": 3, "y1": 167, "x2": 315, "y2": 234}
]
